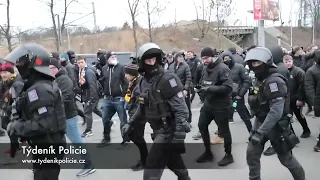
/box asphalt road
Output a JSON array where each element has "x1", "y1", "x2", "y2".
[{"x1": 0, "y1": 96, "x2": 319, "y2": 180}]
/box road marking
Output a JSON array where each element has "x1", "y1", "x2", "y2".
[{"x1": 78, "y1": 108, "x2": 202, "y2": 124}]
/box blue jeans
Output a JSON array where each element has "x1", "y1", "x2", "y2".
[
  {"x1": 101, "y1": 97, "x2": 128, "y2": 139},
  {"x1": 65, "y1": 116, "x2": 93, "y2": 168}
]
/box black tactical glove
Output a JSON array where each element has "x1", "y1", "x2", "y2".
[
  {"x1": 183, "y1": 121, "x2": 191, "y2": 133},
  {"x1": 250, "y1": 131, "x2": 264, "y2": 146},
  {"x1": 200, "y1": 86, "x2": 210, "y2": 94},
  {"x1": 173, "y1": 124, "x2": 186, "y2": 142},
  {"x1": 121, "y1": 123, "x2": 133, "y2": 137}
]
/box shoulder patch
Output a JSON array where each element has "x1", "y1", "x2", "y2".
[
  {"x1": 27, "y1": 89, "x2": 39, "y2": 102},
  {"x1": 269, "y1": 82, "x2": 279, "y2": 92},
  {"x1": 37, "y1": 107, "x2": 47, "y2": 114},
  {"x1": 177, "y1": 91, "x2": 184, "y2": 98},
  {"x1": 169, "y1": 78, "x2": 177, "y2": 87}
]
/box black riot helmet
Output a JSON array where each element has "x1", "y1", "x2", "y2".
[
  {"x1": 244, "y1": 47, "x2": 277, "y2": 68},
  {"x1": 3, "y1": 43, "x2": 54, "y2": 79},
  {"x1": 136, "y1": 43, "x2": 164, "y2": 72}
]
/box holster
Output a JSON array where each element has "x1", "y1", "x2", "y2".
[{"x1": 272, "y1": 116, "x2": 300, "y2": 154}]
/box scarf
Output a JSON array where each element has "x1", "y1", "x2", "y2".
[
  {"x1": 125, "y1": 76, "x2": 139, "y2": 103},
  {"x1": 79, "y1": 66, "x2": 87, "y2": 85}
]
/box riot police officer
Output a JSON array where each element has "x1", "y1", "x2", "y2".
[
  {"x1": 122, "y1": 43, "x2": 191, "y2": 180},
  {"x1": 4, "y1": 44, "x2": 66, "y2": 180},
  {"x1": 245, "y1": 47, "x2": 305, "y2": 180}
]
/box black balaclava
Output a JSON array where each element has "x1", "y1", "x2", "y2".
[
  {"x1": 250, "y1": 62, "x2": 269, "y2": 81},
  {"x1": 141, "y1": 55, "x2": 162, "y2": 79}
]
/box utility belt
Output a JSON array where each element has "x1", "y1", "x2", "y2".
[{"x1": 267, "y1": 115, "x2": 299, "y2": 154}]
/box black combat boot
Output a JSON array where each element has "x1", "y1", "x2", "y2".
[
  {"x1": 218, "y1": 154, "x2": 234, "y2": 166},
  {"x1": 314, "y1": 137, "x2": 320, "y2": 152},
  {"x1": 196, "y1": 151, "x2": 213, "y2": 163},
  {"x1": 130, "y1": 161, "x2": 145, "y2": 171},
  {"x1": 263, "y1": 146, "x2": 276, "y2": 156}
]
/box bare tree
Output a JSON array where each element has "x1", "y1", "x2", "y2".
[
  {"x1": 127, "y1": 0, "x2": 140, "y2": 52},
  {"x1": 304, "y1": 0, "x2": 320, "y2": 40},
  {"x1": 145, "y1": 0, "x2": 166, "y2": 42},
  {"x1": 192, "y1": 0, "x2": 213, "y2": 39},
  {"x1": 0, "y1": 0, "x2": 12, "y2": 52},
  {"x1": 39, "y1": 0, "x2": 77, "y2": 52},
  {"x1": 211, "y1": 0, "x2": 233, "y2": 49}
]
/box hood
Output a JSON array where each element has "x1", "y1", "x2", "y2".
[
  {"x1": 221, "y1": 51, "x2": 235, "y2": 68},
  {"x1": 269, "y1": 46, "x2": 284, "y2": 64},
  {"x1": 56, "y1": 67, "x2": 68, "y2": 78},
  {"x1": 228, "y1": 47, "x2": 237, "y2": 54}
]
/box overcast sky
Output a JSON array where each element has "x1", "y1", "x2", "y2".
[{"x1": 0, "y1": 0, "x2": 301, "y2": 32}]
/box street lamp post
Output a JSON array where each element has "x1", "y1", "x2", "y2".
[{"x1": 247, "y1": 10, "x2": 265, "y2": 47}]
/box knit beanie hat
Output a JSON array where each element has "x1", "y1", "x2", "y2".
[
  {"x1": 105, "y1": 51, "x2": 115, "y2": 61},
  {"x1": 124, "y1": 64, "x2": 139, "y2": 77},
  {"x1": 0, "y1": 63, "x2": 14, "y2": 73},
  {"x1": 201, "y1": 47, "x2": 217, "y2": 57},
  {"x1": 49, "y1": 58, "x2": 60, "y2": 68},
  {"x1": 59, "y1": 53, "x2": 69, "y2": 62}
]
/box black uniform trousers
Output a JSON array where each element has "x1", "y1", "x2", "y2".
[
  {"x1": 185, "y1": 92, "x2": 192, "y2": 123},
  {"x1": 143, "y1": 134, "x2": 189, "y2": 180},
  {"x1": 198, "y1": 104, "x2": 232, "y2": 154},
  {"x1": 129, "y1": 122, "x2": 148, "y2": 164},
  {"x1": 33, "y1": 134, "x2": 65, "y2": 180},
  {"x1": 289, "y1": 100, "x2": 310, "y2": 133},
  {"x1": 229, "y1": 97, "x2": 252, "y2": 132}
]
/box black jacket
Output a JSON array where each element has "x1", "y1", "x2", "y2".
[
  {"x1": 169, "y1": 61, "x2": 192, "y2": 90},
  {"x1": 78, "y1": 67, "x2": 100, "y2": 102},
  {"x1": 201, "y1": 59, "x2": 233, "y2": 109},
  {"x1": 269, "y1": 46, "x2": 290, "y2": 80},
  {"x1": 292, "y1": 55, "x2": 306, "y2": 70},
  {"x1": 63, "y1": 62, "x2": 77, "y2": 88},
  {"x1": 55, "y1": 68, "x2": 78, "y2": 119},
  {"x1": 288, "y1": 66, "x2": 305, "y2": 102},
  {"x1": 304, "y1": 64, "x2": 320, "y2": 117},
  {"x1": 0, "y1": 75, "x2": 24, "y2": 129},
  {"x1": 229, "y1": 47, "x2": 244, "y2": 64},
  {"x1": 222, "y1": 51, "x2": 251, "y2": 97},
  {"x1": 186, "y1": 56, "x2": 202, "y2": 80},
  {"x1": 194, "y1": 63, "x2": 204, "y2": 86},
  {"x1": 304, "y1": 52, "x2": 316, "y2": 72},
  {"x1": 102, "y1": 64, "x2": 128, "y2": 97}
]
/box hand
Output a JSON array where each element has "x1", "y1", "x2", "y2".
[
  {"x1": 121, "y1": 123, "x2": 133, "y2": 137},
  {"x1": 200, "y1": 86, "x2": 209, "y2": 93},
  {"x1": 183, "y1": 90, "x2": 188, "y2": 97},
  {"x1": 194, "y1": 88, "x2": 200, "y2": 93},
  {"x1": 183, "y1": 122, "x2": 191, "y2": 133},
  {"x1": 6, "y1": 121, "x2": 18, "y2": 136},
  {"x1": 296, "y1": 100, "x2": 303, "y2": 107},
  {"x1": 235, "y1": 96, "x2": 242, "y2": 100},
  {"x1": 86, "y1": 101, "x2": 91, "y2": 106},
  {"x1": 250, "y1": 132, "x2": 264, "y2": 146}
]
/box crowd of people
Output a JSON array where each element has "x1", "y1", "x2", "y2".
[{"x1": 0, "y1": 42, "x2": 319, "y2": 180}]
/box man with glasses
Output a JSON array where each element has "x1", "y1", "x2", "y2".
[
  {"x1": 99, "y1": 51, "x2": 128, "y2": 147},
  {"x1": 195, "y1": 47, "x2": 234, "y2": 166}
]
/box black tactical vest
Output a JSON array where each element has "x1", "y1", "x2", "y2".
[
  {"x1": 17, "y1": 81, "x2": 66, "y2": 137},
  {"x1": 138, "y1": 73, "x2": 172, "y2": 122},
  {"x1": 248, "y1": 73, "x2": 290, "y2": 122}
]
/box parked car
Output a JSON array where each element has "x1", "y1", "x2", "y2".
[{"x1": 76, "y1": 52, "x2": 133, "y2": 66}]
